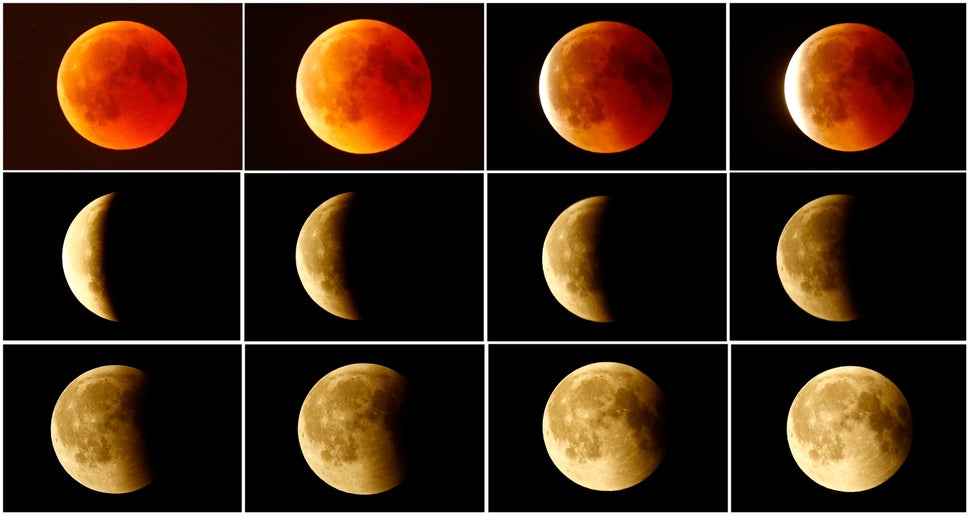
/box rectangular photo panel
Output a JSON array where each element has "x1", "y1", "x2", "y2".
[{"x1": 732, "y1": 343, "x2": 966, "y2": 512}]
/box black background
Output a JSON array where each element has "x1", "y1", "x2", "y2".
[
  {"x1": 487, "y1": 173, "x2": 726, "y2": 341},
  {"x1": 487, "y1": 3, "x2": 726, "y2": 171},
  {"x1": 244, "y1": 343, "x2": 484, "y2": 512},
  {"x1": 3, "y1": 172, "x2": 241, "y2": 340},
  {"x1": 3, "y1": 3, "x2": 242, "y2": 170},
  {"x1": 245, "y1": 3, "x2": 484, "y2": 170},
  {"x1": 489, "y1": 343, "x2": 727, "y2": 511},
  {"x1": 732, "y1": 344, "x2": 965, "y2": 511},
  {"x1": 244, "y1": 172, "x2": 483, "y2": 341},
  {"x1": 731, "y1": 172, "x2": 966, "y2": 341},
  {"x1": 2, "y1": 344, "x2": 242, "y2": 511},
  {"x1": 730, "y1": 3, "x2": 966, "y2": 170}
]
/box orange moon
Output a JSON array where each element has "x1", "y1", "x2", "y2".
[
  {"x1": 539, "y1": 21, "x2": 672, "y2": 153},
  {"x1": 784, "y1": 23, "x2": 914, "y2": 151},
  {"x1": 296, "y1": 19, "x2": 432, "y2": 154},
  {"x1": 57, "y1": 21, "x2": 187, "y2": 150}
]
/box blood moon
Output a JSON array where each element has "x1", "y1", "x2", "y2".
[
  {"x1": 296, "y1": 19, "x2": 432, "y2": 154},
  {"x1": 539, "y1": 21, "x2": 672, "y2": 153},
  {"x1": 57, "y1": 21, "x2": 187, "y2": 150},
  {"x1": 785, "y1": 23, "x2": 914, "y2": 152}
]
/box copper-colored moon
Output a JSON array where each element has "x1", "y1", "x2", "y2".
[
  {"x1": 776, "y1": 194, "x2": 860, "y2": 322},
  {"x1": 296, "y1": 19, "x2": 432, "y2": 154},
  {"x1": 57, "y1": 21, "x2": 187, "y2": 150},
  {"x1": 51, "y1": 365, "x2": 153, "y2": 494},
  {"x1": 542, "y1": 362, "x2": 667, "y2": 491},
  {"x1": 787, "y1": 365, "x2": 912, "y2": 492},
  {"x1": 297, "y1": 363, "x2": 408, "y2": 495},
  {"x1": 539, "y1": 21, "x2": 672, "y2": 153},
  {"x1": 784, "y1": 23, "x2": 914, "y2": 152},
  {"x1": 63, "y1": 192, "x2": 118, "y2": 322},
  {"x1": 295, "y1": 192, "x2": 361, "y2": 320}
]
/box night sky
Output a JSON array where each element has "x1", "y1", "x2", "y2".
[
  {"x1": 3, "y1": 3, "x2": 242, "y2": 170},
  {"x1": 3, "y1": 343, "x2": 242, "y2": 512},
  {"x1": 244, "y1": 3, "x2": 484, "y2": 170},
  {"x1": 731, "y1": 3, "x2": 965, "y2": 170},
  {"x1": 733, "y1": 343, "x2": 965, "y2": 512},
  {"x1": 488, "y1": 3, "x2": 726, "y2": 170}
]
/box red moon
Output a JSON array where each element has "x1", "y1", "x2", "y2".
[
  {"x1": 296, "y1": 19, "x2": 432, "y2": 154},
  {"x1": 57, "y1": 21, "x2": 187, "y2": 150},
  {"x1": 539, "y1": 21, "x2": 672, "y2": 153},
  {"x1": 785, "y1": 23, "x2": 914, "y2": 152}
]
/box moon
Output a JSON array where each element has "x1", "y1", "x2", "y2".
[
  {"x1": 777, "y1": 194, "x2": 860, "y2": 322},
  {"x1": 297, "y1": 363, "x2": 408, "y2": 495},
  {"x1": 539, "y1": 21, "x2": 672, "y2": 153},
  {"x1": 787, "y1": 366, "x2": 912, "y2": 492},
  {"x1": 51, "y1": 365, "x2": 153, "y2": 494},
  {"x1": 296, "y1": 19, "x2": 432, "y2": 154},
  {"x1": 57, "y1": 20, "x2": 187, "y2": 150},
  {"x1": 542, "y1": 362, "x2": 667, "y2": 491},
  {"x1": 295, "y1": 192, "x2": 362, "y2": 320},
  {"x1": 63, "y1": 192, "x2": 118, "y2": 322},
  {"x1": 784, "y1": 23, "x2": 914, "y2": 152}
]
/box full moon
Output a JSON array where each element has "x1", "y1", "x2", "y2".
[
  {"x1": 51, "y1": 365, "x2": 153, "y2": 494},
  {"x1": 295, "y1": 192, "x2": 361, "y2": 320},
  {"x1": 784, "y1": 23, "x2": 914, "y2": 152},
  {"x1": 542, "y1": 362, "x2": 667, "y2": 491},
  {"x1": 776, "y1": 194, "x2": 860, "y2": 322},
  {"x1": 787, "y1": 366, "x2": 912, "y2": 492},
  {"x1": 298, "y1": 363, "x2": 408, "y2": 495},
  {"x1": 542, "y1": 196, "x2": 613, "y2": 322},
  {"x1": 63, "y1": 192, "x2": 117, "y2": 322},
  {"x1": 539, "y1": 21, "x2": 672, "y2": 153},
  {"x1": 57, "y1": 21, "x2": 187, "y2": 150},
  {"x1": 296, "y1": 19, "x2": 432, "y2": 154}
]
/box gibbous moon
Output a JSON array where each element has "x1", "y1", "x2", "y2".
[
  {"x1": 542, "y1": 362, "x2": 667, "y2": 491},
  {"x1": 295, "y1": 192, "x2": 361, "y2": 320},
  {"x1": 542, "y1": 196, "x2": 613, "y2": 322},
  {"x1": 539, "y1": 21, "x2": 672, "y2": 153},
  {"x1": 787, "y1": 366, "x2": 912, "y2": 492},
  {"x1": 777, "y1": 194, "x2": 860, "y2": 322},
  {"x1": 785, "y1": 23, "x2": 914, "y2": 152},
  {"x1": 296, "y1": 19, "x2": 432, "y2": 154},
  {"x1": 58, "y1": 21, "x2": 187, "y2": 150},
  {"x1": 51, "y1": 365, "x2": 153, "y2": 494},
  {"x1": 298, "y1": 363, "x2": 408, "y2": 495},
  {"x1": 63, "y1": 192, "x2": 118, "y2": 322}
]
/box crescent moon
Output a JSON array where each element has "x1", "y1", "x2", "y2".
[
  {"x1": 295, "y1": 192, "x2": 362, "y2": 320},
  {"x1": 62, "y1": 192, "x2": 118, "y2": 321}
]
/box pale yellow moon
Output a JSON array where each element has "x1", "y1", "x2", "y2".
[
  {"x1": 542, "y1": 362, "x2": 667, "y2": 491},
  {"x1": 787, "y1": 365, "x2": 912, "y2": 492},
  {"x1": 62, "y1": 192, "x2": 118, "y2": 322},
  {"x1": 541, "y1": 196, "x2": 613, "y2": 322},
  {"x1": 51, "y1": 365, "x2": 153, "y2": 494},
  {"x1": 295, "y1": 192, "x2": 361, "y2": 320},
  {"x1": 776, "y1": 194, "x2": 859, "y2": 322},
  {"x1": 297, "y1": 363, "x2": 408, "y2": 495}
]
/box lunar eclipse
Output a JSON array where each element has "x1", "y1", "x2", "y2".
[{"x1": 295, "y1": 192, "x2": 361, "y2": 320}]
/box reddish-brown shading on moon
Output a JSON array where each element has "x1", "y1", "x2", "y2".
[
  {"x1": 785, "y1": 23, "x2": 913, "y2": 152},
  {"x1": 539, "y1": 21, "x2": 672, "y2": 153},
  {"x1": 296, "y1": 19, "x2": 432, "y2": 154},
  {"x1": 57, "y1": 21, "x2": 187, "y2": 150}
]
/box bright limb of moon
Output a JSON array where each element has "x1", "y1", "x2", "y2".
[
  {"x1": 295, "y1": 192, "x2": 361, "y2": 320},
  {"x1": 63, "y1": 192, "x2": 118, "y2": 321}
]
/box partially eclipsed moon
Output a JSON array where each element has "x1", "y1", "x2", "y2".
[
  {"x1": 787, "y1": 365, "x2": 912, "y2": 492},
  {"x1": 51, "y1": 365, "x2": 153, "y2": 494},
  {"x1": 539, "y1": 21, "x2": 672, "y2": 153},
  {"x1": 63, "y1": 193, "x2": 118, "y2": 321},
  {"x1": 57, "y1": 21, "x2": 187, "y2": 150},
  {"x1": 542, "y1": 362, "x2": 667, "y2": 491},
  {"x1": 295, "y1": 192, "x2": 361, "y2": 320},
  {"x1": 784, "y1": 23, "x2": 914, "y2": 152},
  {"x1": 297, "y1": 363, "x2": 408, "y2": 495}
]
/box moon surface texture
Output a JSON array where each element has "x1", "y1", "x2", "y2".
[
  {"x1": 63, "y1": 192, "x2": 118, "y2": 322},
  {"x1": 57, "y1": 21, "x2": 187, "y2": 150},
  {"x1": 542, "y1": 362, "x2": 667, "y2": 491},
  {"x1": 539, "y1": 21, "x2": 672, "y2": 153},
  {"x1": 51, "y1": 365, "x2": 153, "y2": 494},
  {"x1": 785, "y1": 23, "x2": 913, "y2": 152},
  {"x1": 777, "y1": 194, "x2": 860, "y2": 322},
  {"x1": 296, "y1": 19, "x2": 432, "y2": 154},
  {"x1": 542, "y1": 196, "x2": 613, "y2": 322},
  {"x1": 787, "y1": 366, "x2": 912, "y2": 492},
  {"x1": 296, "y1": 192, "x2": 362, "y2": 320},
  {"x1": 298, "y1": 363, "x2": 409, "y2": 495}
]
